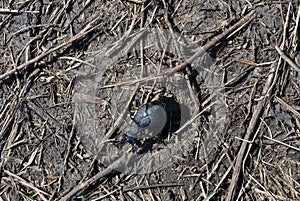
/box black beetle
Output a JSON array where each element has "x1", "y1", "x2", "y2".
[{"x1": 117, "y1": 97, "x2": 181, "y2": 154}]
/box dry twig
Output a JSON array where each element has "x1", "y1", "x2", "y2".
[
  {"x1": 225, "y1": 62, "x2": 279, "y2": 201},
  {"x1": 100, "y1": 10, "x2": 256, "y2": 89},
  {"x1": 275, "y1": 46, "x2": 300, "y2": 73},
  {"x1": 0, "y1": 17, "x2": 101, "y2": 81}
]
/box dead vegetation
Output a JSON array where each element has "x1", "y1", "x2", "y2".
[{"x1": 0, "y1": 0, "x2": 300, "y2": 201}]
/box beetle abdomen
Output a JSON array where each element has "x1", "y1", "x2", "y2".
[{"x1": 133, "y1": 103, "x2": 167, "y2": 138}]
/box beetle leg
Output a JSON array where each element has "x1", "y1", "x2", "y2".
[
  {"x1": 116, "y1": 135, "x2": 138, "y2": 153},
  {"x1": 127, "y1": 135, "x2": 138, "y2": 153},
  {"x1": 116, "y1": 134, "x2": 128, "y2": 146}
]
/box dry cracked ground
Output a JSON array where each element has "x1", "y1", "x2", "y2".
[{"x1": 0, "y1": 0, "x2": 300, "y2": 201}]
